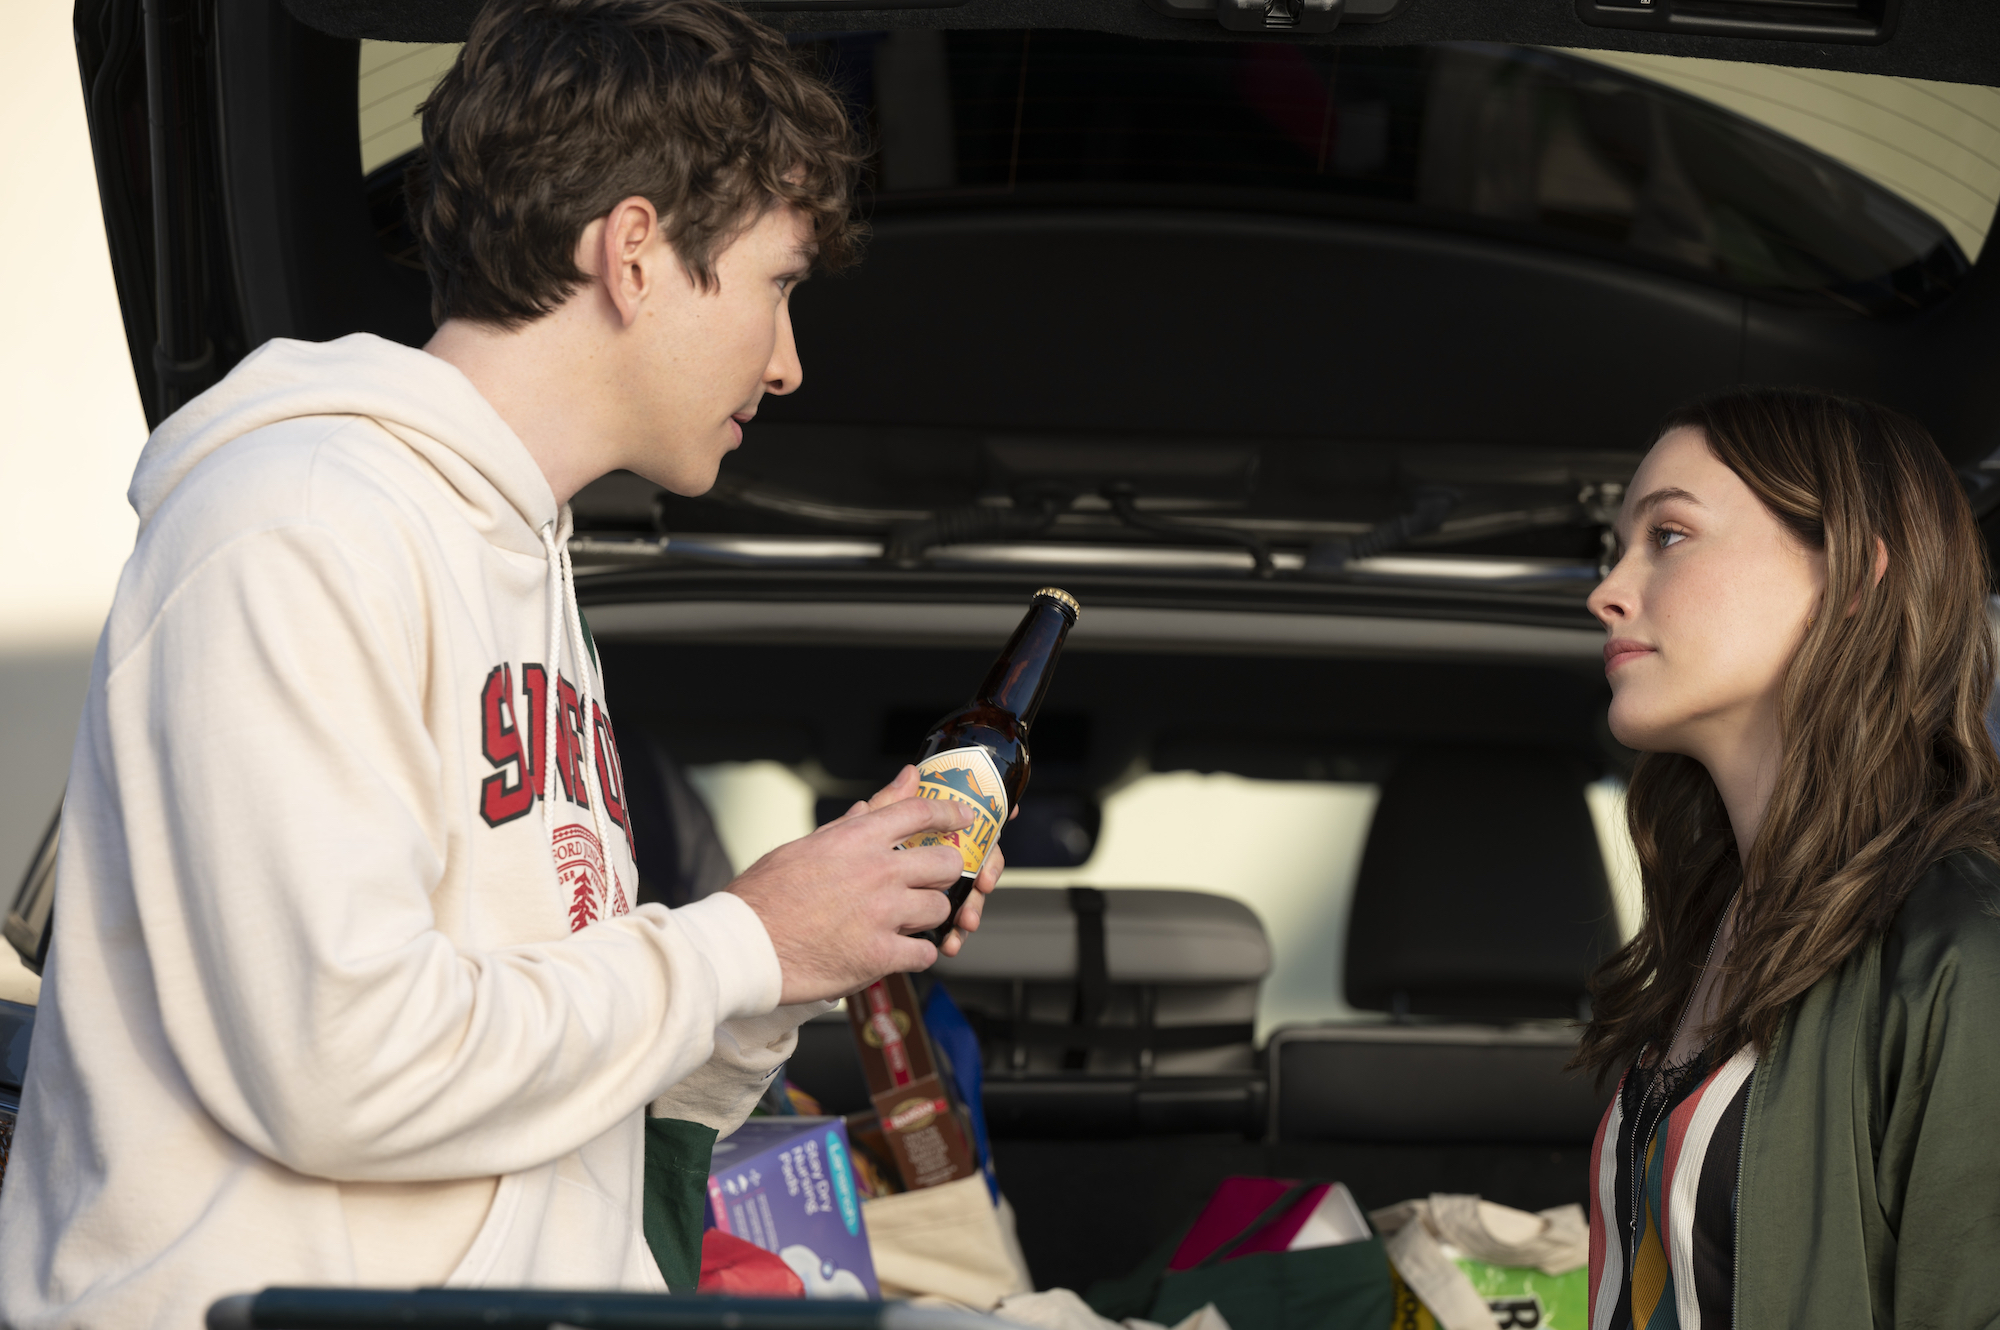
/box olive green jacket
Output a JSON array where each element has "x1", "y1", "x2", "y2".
[{"x1": 1738, "y1": 850, "x2": 2000, "y2": 1328}]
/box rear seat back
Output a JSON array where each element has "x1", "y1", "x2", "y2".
[
  {"x1": 1346, "y1": 747, "x2": 1618, "y2": 1021},
  {"x1": 935, "y1": 886, "x2": 1271, "y2": 1077},
  {"x1": 916, "y1": 886, "x2": 1273, "y2": 1136},
  {"x1": 1270, "y1": 1023, "x2": 1607, "y2": 1143},
  {"x1": 1272, "y1": 747, "x2": 1620, "y2": 1144}
]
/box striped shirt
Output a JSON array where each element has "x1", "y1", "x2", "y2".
[{"x1": 1589, "y1": 1044, "x2": 1757, "y2": 1330}]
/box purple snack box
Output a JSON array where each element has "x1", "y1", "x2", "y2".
[{"x1": 706, "y1": 1116, "x2": 879, "y2": 1299}]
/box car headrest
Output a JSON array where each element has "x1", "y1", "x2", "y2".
[
  {"x1": 936, "y1": 887, "x2": 1270, "y2": 984},
  {"x1": 1344, "y1": 747, "x2": 1619, "y2": 1022}
]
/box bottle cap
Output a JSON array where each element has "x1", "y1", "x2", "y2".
[{"x1": 1032, "y1": 587, "x2": 1081, "y2": 621}]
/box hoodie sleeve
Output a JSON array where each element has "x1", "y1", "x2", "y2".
[
  {"x1": 102, "y1": 519, "x2": 782, "y2": 1182},
  {"x1": 648, "y1": 1002, "x2": 837, "y2": 1137}
]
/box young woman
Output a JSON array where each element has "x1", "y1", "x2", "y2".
[{"x1": 1580, "y1": 388, "x2": 2000, "y2": 1330}]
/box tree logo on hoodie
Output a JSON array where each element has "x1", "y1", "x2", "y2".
[{"x1": 553, "y1": 822, "x2": 628, "y2": 932}]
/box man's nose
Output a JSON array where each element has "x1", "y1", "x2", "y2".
[{"x1": 766, "y1": 303, "x2": 802, "y2": 396}]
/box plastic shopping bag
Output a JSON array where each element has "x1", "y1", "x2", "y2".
[{"x1": 1372, "y1": 1194, "x2": 1589, "y2": 1330}]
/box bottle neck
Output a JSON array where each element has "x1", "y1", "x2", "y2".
[{"x1": 975, "y1": 599, "x2": 1074, "y2": 730}]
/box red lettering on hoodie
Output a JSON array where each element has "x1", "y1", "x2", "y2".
[
  {"x1": 483, "y1": 663, "x2": 629, "y2": 838},
  {"x1": 478, "y1": 665, "x2": 533, "y2": 827},
  {"x1": 518, "y1": 663, "x2": 552, "y2": 801},
  {"x1": 520, "y1": 663, "x2": 584, "y2": 805},
  {"x1": 592, "y1": 702, "x2": 635, "y2": 857}
]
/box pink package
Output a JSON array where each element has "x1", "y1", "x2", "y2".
[{"x1": 1167, "y1": 1176, "x2": 1333, "y2": 1270}]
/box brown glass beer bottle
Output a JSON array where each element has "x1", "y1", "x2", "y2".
[{"x1": 905, "y1": 587, "x2": 1080, "y2": 947}]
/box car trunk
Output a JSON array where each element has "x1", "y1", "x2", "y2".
[{"x1": 583, "y1": 601, "x2": 1618, "y2": 1289}]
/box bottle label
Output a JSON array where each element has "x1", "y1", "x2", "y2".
[{"x1": 902, "y1": 746, "x2": 1007, "y2": 877}]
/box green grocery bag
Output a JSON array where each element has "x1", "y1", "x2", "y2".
[
  {"x1": 1374, "y1": 1195, "x2": 1589, "y2": 1330},
  {"x1": 639, "y1": 1116, "x2": 718, "y2": 1292},
  {"x1": 1085, "y1": 1182, "x2": 1393, "y2": 1330}
]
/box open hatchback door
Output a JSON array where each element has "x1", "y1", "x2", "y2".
[{"x1": 30, "y1": 0, "x2": 2000, "y2": 1293}]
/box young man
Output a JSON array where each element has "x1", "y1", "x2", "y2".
[{"x1": 0, "y1": 2, "x2": 998, "y2": 1323}]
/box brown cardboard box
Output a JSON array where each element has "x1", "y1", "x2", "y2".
[
  {"x1": 849, "y1": 974, "x2": 937, "y2": 1088},
  {"x1": 846, "y1": 976, "x2": 979, "y2": 1190},
  {"x1": 840, "y1": 1111, "x2": 904, "y2": 1198}
]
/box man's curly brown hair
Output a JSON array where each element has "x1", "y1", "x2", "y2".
[{"x1": 406, "y1": 0, "x2": 866, "y2": 329}]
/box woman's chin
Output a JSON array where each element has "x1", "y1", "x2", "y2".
[{"x1": 1606, "y1": 700, "x2": 1680, "y2": 754}]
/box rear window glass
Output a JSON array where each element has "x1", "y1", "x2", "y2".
[
  {"x1": 686, "y1": 760, "x2": 1642, "y2": 1040},
  {"x1": 1563, "y1": 49, "x2": 2000, "y2": 267},
  {"x1": 359, "y1": 33, "x2": 2000, "y2": 315},
  {"x1": 359, "y1": 41, "x2": 457, "y2": 177},
  {"x1": 813, "y1": 32, "x2": 1980, "y2": 314}
]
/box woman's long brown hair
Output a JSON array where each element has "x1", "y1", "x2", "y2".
[{"x1": 1574, "y1": 387, "x2": 2000, "y2": 1078}]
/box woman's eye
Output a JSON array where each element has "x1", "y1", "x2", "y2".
[{"x1": 1652, "y1": 525, "x2": 1687, "y2": 550}]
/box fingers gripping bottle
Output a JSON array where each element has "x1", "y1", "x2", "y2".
[{"x1": 905, "y1": 588, "x2": 1080, "y2": 947}]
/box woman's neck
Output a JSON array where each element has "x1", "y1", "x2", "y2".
[
  {"x1": 1695, "y1": 697, "x2": 1785, "y2": 863},
  {"x1": 1667, "y1": 704, "x2": 1779, "y2": 1068},
  {"x1": 1664, "y1": 893, "x2": 1741, "y2": 1068}
]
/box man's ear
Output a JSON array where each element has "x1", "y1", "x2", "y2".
[{"x1": 580, "y1": 195, "x2": 664, "y2": 329}]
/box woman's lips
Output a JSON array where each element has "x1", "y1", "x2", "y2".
[{"x1": 1604, "y1": 639, "x2": 1655, "y2": 673}]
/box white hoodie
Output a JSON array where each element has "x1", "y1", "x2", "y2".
[{"x1": 0, "y1": 334, "x2": 812, "y2": 1327}]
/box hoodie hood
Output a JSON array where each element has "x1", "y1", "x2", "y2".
[
  {"x1": 130, "y1": 330, "x2": 619, "y2": 885},
  {"x1": 129, "y1": 333, "x2": 558, "y2": 553}
]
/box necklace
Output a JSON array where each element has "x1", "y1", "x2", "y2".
[{"x1": 1625, "y1": 889, "x2": 1739, "y2": 1266}]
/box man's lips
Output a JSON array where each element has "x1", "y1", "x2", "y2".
[
  {"x1": 728, "y1": 411, "x2": 754, "y2": 445},
  {"x1": 1604, "y1": 639, "x2": 1655, "y2": 673}
]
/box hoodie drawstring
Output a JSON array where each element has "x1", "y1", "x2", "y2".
[
  {"x1": 538, "y1": 518, "x2": 619, "y2": 918},
  {"x1": 539, "y1": 523, "x2": 564, "y2": 836}
]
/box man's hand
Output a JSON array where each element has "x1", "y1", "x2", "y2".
[
  {"x1": 726, "y1": 767, "x2": 975, "y2": 1004},
  {"x1": 817, "y1": 766, "x2": 1008, "y2": 960}
]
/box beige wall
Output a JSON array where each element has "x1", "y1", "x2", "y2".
[{"x1": 0, "y1": 1, "x2": 151, "y2": 1002}]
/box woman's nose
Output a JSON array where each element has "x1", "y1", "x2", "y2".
[{"x1": 1588, "y1": 559, "x2": 1633, "y2": 626}]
